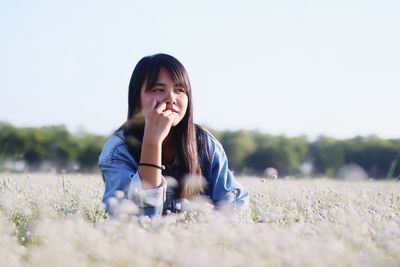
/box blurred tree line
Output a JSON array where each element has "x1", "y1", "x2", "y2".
[
  {"x1": 1, "y1": 122, "x2": 399, "y2": 179},
  {"x1": 0, "y1": 122, "x2": 104, "y2": 172},
  {"x1": 209, "y1": 129, "x2": 400, "y2": 179}
]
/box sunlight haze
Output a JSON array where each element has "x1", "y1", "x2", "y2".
[{"x1": 1, "y1": 0, "x2": 399, "y2": 139}]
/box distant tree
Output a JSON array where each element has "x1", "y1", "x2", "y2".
[
  {"x1": 388, "y1": 139, "x2": 400, "y2": 179},
  {"x1": 245, "y1": 135, "x2": 308, "y2": 176},
  {"x1": 343, "y1": 136, "x2": 400, "y2": 179},
  {"x1": 76, "y1": 134, "x2": 105, "y2": 171},
  {"x1": 1, "y1": 122, "x2": 399, "y2": 178},
  {"x1": 245, "y1": 146, "x2": 283, "y2": 175},
  {"x1": 0, "y1": 122, "x2": 23, "y2": 159},
  {"x1": 309, "y1": 136, "x2": 345, "y2": 177},
  {"x1": 220, "y1": 130, "x2": 257, "y2": 172},
  {"x1": 43, "y1": 125, "x2": 78, "y2": 169},
  {"x1": 19, "y1": 127, "x2": 48, "y2": 167}
]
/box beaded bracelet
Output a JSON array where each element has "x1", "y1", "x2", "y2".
[{"x1": 139, "y1": 163, "x2": 166, "y2": 171}]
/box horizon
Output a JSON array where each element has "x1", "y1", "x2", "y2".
[{"x1": 2, "y1": 120, "x2": 399, "y2": 142}]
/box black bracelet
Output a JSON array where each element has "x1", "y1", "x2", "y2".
[{"x1": 139, "y1": 163, "x2": 165, "y2": 171}]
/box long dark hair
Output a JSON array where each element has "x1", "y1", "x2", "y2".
[{"x1": 124, "y1": 53, "x2": 204, "y2": 197}]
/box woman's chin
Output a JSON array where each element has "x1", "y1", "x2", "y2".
[{"x1": 171, "y1": 119, "x2": 184, "y2": 127}]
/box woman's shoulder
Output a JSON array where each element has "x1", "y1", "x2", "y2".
[
  {"x1": 195, "y1": 124, "x2": 224, "y2": 157},
  {"x1": 98, "y1": 130, "x2": 135, "y2": 166}
]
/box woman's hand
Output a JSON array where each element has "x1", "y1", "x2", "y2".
[{"x1": 142, "y1": 100, "x2": 177, "y2": 145}]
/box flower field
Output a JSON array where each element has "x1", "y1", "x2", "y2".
[{"x1": 0, "y1": 173, "x2": 399, "y2": 267}]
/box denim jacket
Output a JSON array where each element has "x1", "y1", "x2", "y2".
[{"x1": 98, "y1": 127, "x2": 249, "y2": 217}]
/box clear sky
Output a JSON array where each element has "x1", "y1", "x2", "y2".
[{"x1": 1, "y1": 0, "x2": 399, "y2": 139}]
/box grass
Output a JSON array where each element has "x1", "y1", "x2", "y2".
[{"x1": 0, "y1": 173, "x2": 399, "y2": 267}]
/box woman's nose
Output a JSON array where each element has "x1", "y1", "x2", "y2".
[{"x1": 164, "y1": 91, "x2": 176, "y2": 103}]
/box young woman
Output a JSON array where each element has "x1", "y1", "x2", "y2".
[{"x1": 99, "y1": 53, "x2": 248, "y2": 217}]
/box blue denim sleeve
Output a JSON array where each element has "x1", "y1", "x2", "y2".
[
  {"x1": 98, "y1": 139, "x2": 166, "y2": 217},
  {"x1": 206, "y1": 133, "x2": 249, "y2": 209}
]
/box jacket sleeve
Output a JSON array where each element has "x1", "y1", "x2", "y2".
[
  {"x1": 99, "y1": 144, "x2": 166, "y2": 217},
  {"x1": 206, "y1": 133, "x2": 249, "y2": 210}
]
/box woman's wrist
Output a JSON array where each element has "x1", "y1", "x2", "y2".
[
  {"x1": 142, "y1": 129, "x2": 164, "y2": 145},
  {"x1": 140, "y1": 142, "x2": 162, "y2": 165},
  {"x1": 139, "y1": 163, "x2": 165, "y2": 170},
  {"x1": 142, "y1": 136, "x2": 163, "y2": 146},
  {"x1": 139, "y1": 137, "x2": 163, "y2": 189}
]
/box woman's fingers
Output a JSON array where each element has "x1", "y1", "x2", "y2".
[
  {"x1": 163, "y1": 109, "x2": 173, "y2": 117},
  {"x1": 151, "y1": 100, "x2": 158, "y2": 110},
  {"x1": 155, "y1": 101, "x2": 167, "y2": 114},
  {"x1": 148, "y1": 101, "x2": 175, "y2": 123},
  {"x1": 155, "y1": 102, "x2": 176, "y2": 119},
  {"x1": 142, "y1": 101, "x2": 177, "y2": 144}
]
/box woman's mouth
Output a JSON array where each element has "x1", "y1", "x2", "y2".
[{"x1": 165, "y1": 106, "x2": 178, "y2": 113}]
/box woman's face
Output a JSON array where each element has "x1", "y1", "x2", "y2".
[{"x1": 140, "y1": 67, "x2": 189, "y2": 127}]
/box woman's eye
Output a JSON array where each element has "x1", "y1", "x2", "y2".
[
  {"x1": 151, "y1": 87, "x2": 164, "y2": 92},
  {"x1": 176, "y1": 88, "x2": 186, "y2": 93}
]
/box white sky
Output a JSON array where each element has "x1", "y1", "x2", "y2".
[{"x1": 1, "y1": 0, "x2": 399, "y2": 139}]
